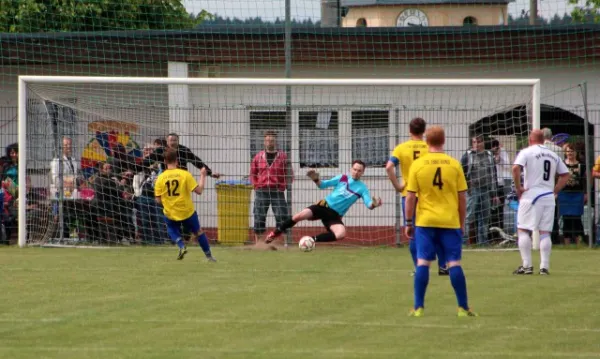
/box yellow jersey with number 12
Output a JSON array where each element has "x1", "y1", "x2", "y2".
[
  {"x1": 155, "y1": 168, "x2": 198, "y2": 221},
  {"x1": 406, "y1": 152, "x2": 468, "y2": 229},
  {"x1": 390, "y1": 139, "x2": 429, "y2": 197}
]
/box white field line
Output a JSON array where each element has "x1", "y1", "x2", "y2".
[
  {"x1": 1, "y1": 317, "x2": 600, "y2": 333},
  {"x1": 4, "y1": 266, "x2": 600, "y2": 276},
  {"x1": 33, "y1": 244, "x2": 520, "y2": 252}
]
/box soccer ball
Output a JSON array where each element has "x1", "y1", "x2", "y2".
[{"x1": 298, "y1": 236, "x2": 315, "y2": 252}]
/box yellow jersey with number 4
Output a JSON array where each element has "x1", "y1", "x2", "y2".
[
  {"x1": 390, "y1": 140, "x2": 429, "y2": 197},
  {"x1": 406, "y1": 152, "x2": 468, "y2": 229},
  {"x1": 155, "y1": 168, "x2": 198, "y2": 221}
]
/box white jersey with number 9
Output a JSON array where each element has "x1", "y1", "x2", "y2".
[{"x1": 513, "y1": 144, "x2": 569, "y2": 202}]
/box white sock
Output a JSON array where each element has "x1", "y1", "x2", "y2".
[
  {"x1": 539, "y1": 233, "x2": 552, "y2": 270},
  {"x1": 518, "y1": 231, "x2": 532, "y2": 268}
]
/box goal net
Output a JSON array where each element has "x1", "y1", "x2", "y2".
[{"x1": 17, "y1": 77, "x2": 539, "y2": 248}]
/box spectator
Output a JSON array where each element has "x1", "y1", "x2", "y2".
[
  {"x1": 50, "y1": 137, "x2": 86, "y2": 239},
  {"x1": 133, "y1": 143, "x2": 166, "y2": 245},
  {"x1": 592, "y1": 155, "x2": 600, "y2": 245},
  {"x1": 461, "y1": 135, "x2": 499, "y2": 245},
  {"x1": 50, "y1": 137, "x2": 80, "y2": 199},
  {"x1": 144, "y1": 133, "x2": 221, "y2": 178},
  {"x1": 1, "y1": 143, "x2": 18, "y2": 241},
  {"x1": 1, "y1": 143, "x2": 18, "y2": 193},
  {"x1": 490, "y1": 139, "x2": 511, "y2": 238},
  {"x1": 250, "y1": 131, "x2": 293, "y2": 243},
  {"x1": 22, "y1": 176, "x2": 46, "y2": 241},
  {"x1": 542, "y1": 128, "x2": 566, "y2": 245},
  {"x1": 552, "y1": 133, "x2": 570, "y2": 151},
  {"x1": 542, "y1": 128, "x2": 564, "y2": 159},
  {"x1": 93, "y1": 162, "x2": 131, "y2": 243},
  {"x1": 153, "y1": 137, "x2": 166, "y2": 149},
  {"x1": 109, "y1": 143, "x2": 141, "y2": 180},
  {"x1": 0, "y1": 184, "x2": 5, "y2": 245},
  {"x1": 558, "y1": 143, "x2": 587, "y2": 245}
]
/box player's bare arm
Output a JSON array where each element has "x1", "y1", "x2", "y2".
[
  {"x1": 193, "y1": 167, "x2": 207, "y2": 195},
  {"x1": 554, "y1": 172, "x2": 570, "y2": 195},
  {"x1": 403, "y1": 191, "x2": 417, "y2": 238},
  {"x1": 512, "y1": 164, "x2": 526, "y2": 199},
  {"x1": 385, "y1": 160, "x2": 404, "y2": 193},
  {"x1": 458, "y1": 191, "x2": 467, "y2": 234}
]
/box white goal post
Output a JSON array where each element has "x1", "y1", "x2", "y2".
[{"x1": 17, "y1": 76, "x2": 541, "y2": 248}]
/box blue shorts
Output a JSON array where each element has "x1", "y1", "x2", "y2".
[
  {"x1": 415, "y1": 227, "x2": 463, "y2": 262},
  {"x1": 401, "y1": 196, "x2": 417, "y2": 226},
  {"x1": 165, "y1": 212, "x2": 201, "y2": 241}
]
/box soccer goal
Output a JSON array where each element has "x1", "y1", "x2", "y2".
[{"x1": 17, "y1": 77, "x2": 540, "y2": 248}]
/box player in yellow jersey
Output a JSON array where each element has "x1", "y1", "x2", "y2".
[
  {"x1": 386, "y1": 117, "x2": 447, "y2": 276},
  {"x1": 155, "y1": 149, "x2": 216, "y2": 262},
  {"x1": 405, "y1": 126, "x2": 476, "y2": 317}
]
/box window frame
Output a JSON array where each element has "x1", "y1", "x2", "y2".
[
  {"x1": 350, "y1": 108, "x2": 393, "y2": 176},
  {"x1": 248, "y1": 106, "x2": 393, "y2": 179}
]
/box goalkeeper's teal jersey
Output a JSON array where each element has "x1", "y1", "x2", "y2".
[{"x1": 319, "y1": 174, "x2": 373, "y2": 216}]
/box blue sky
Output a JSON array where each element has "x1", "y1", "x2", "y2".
[{"x1": 186, "y1": 0, "x2": 579, "y2": 21}]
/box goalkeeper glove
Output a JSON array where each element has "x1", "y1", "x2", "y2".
[
  {"x1": 371, "y1": 196, "x2": 382, "y2": 208},
  {"x1": 307, "y1": 169, "x2": 320, "y2": 182}
]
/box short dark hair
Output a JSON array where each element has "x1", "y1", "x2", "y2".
[
  {"x1": 352, "y1": 160, "x2": 366, "y2": 169},
  {"x1": 164, "y1": 149, "x2": 178, "y2": 164},
  {"x1": 264, "y1": 130, "x2": 277, "y2": 138},
  {"x1": 491, "y1": 139, "x2": 500, "y2": 148},
  {"x1": 409, "y1": 118, "x2": 426, "y2": 136},
  {"x1": 154, "y1": 138, "x2": 166, "y2": 147},
  {"x1": 167, "y1": 133, "x2": 179, "y2": 140}
]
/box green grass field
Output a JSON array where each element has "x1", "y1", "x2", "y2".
[{"x1": 1, "y1": 246, "x2": 599, "y2": 359}]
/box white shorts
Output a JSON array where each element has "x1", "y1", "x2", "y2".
[{"x1": 517, "y1": 196, "x2": 555, "y2": 232}]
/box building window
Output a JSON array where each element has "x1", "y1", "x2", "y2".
[
  {"x1": 351, "y1": 110, "x2": 389, "y2": 167},
  {"x1": 299, "y1": 111, "x2": 339, "y2": 168},
  {"x1": 249, "y1": 111, "x2": 290, "y2": 159},
  {"x1": 45, "y1": 100, "x2": 77, "y2": 159},
  {"x1": 356, "y1": 18, "x2": 367, "y2": 27},
  {"x1": 463, "y1": 16, "x2": 477, "y2": 26}
]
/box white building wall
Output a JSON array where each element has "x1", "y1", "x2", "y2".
[{"x1": 2, "y1": 62, "x2": 599, "y2": 234}]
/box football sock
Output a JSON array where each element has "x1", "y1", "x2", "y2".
[
  {"x1": 315, "y1": 232, "x2": 336, "y2": 242},
  {"x1": 197, "y1": 232, "x2": 212, "y2": 257},
  {"x1": 449, "y1": 266, "x2": 469, "y2": 310},
  {"x1": 175, "y1": 238, "x2": 185, "y2": 249},
  {"x1": 414, "y1": 265, "x2": 429, "y2": 309},
  {"x1": 518, "y1": 231, "x2": 532, "y2": 268},
  {"x1": 276, "y1": 219, "x2": 297, "y2": 234},
  {"x1": 539, "y1": 233, "x2": 552, "y2": 269},
  {"x1": 409, "y1": 239, "x2": 417, "y2": 267}
]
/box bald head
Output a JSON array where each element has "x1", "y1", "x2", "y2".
[
  {"x1": 529, "y1": 129, "x2": 544, "y2": 145},
  {"x1": 425, "y1": 126, "x2": 445, "y2": 147}
]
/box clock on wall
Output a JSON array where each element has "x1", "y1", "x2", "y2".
[{"x1": 397, "y1": 9, "x2": 429, "y2": 27}]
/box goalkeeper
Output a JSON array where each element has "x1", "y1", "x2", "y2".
[{"x1": 266, "y1": 160, "x2": 382, "y2": 244}]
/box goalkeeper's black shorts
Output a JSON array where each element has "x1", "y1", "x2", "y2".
[{"x1": 307, "y1": 200, "x2": 344, "y2": 230}]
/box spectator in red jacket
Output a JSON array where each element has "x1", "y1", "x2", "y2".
[{"x1": 250, "y1": 131, "x2": 293, "y2": 242}]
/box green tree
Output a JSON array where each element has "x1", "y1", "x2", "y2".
[
  {"x1": 0, "y1": 0, "x2": 211, "y2": 33},
  {"x1": 569, "y1": 0, "x2": 600, "y2": 23}
]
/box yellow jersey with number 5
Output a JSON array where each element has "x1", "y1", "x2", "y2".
[
  {"x1": 406, "y1": 152, "x2": 468, "y2": 229},
  {"x1": 390, "y1": 140, "x2": 429, "y2": 197},
  {"x1": 155, "y1": 168, "x2": 198, "y2": 221}
]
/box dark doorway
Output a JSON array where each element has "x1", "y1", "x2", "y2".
[{"x1": 469, "y1": 104, "x2": 592, "y2": 154}]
